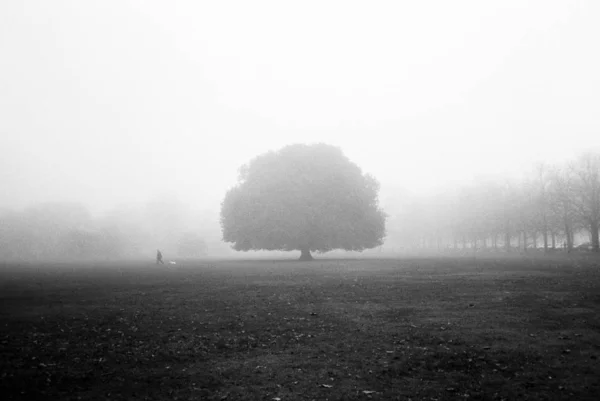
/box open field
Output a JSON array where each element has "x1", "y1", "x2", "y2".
[{"x1": 2, "y1": 255, "x2": 600, "y2": 400}]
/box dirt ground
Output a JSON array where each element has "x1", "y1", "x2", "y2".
[{"x1": 1, "y1": 255, "x2": 600, "y2": 400}]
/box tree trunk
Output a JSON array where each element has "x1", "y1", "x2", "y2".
[
  {"x1": 562, "y1": 205, "x2": 573, "y2": 252},
  {"x1": 551, "y1": 232, "x2": 556, "y2": 249},
  {"x1": 543, "y1": 228, "x2": 548, "y2": 252},
  {"x1": 505, "y1": 230, "x2": 511, "y2": 252},
  {"x1": 591, "y1": 220, "x2": 600, "y2": 252},
  {"x1": 564, "y1": 221, "x2": 572, "y2": 252},
  {"x1": 299, "y1": 247, "x2": 313, "y2": 261},
  {"x1": 522, "y1": 231, "x2": 527, "y2": 253},
  {"x1": 568, "y1": 228, "x2": 574, "y2": 252}
]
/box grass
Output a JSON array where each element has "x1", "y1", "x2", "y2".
[{"x1": 1, "y1": 255, "x2": 600, "y2": 400}]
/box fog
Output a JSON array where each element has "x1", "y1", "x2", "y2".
[{"x1": 1, "y1": 1, "x2": 600, "y2": 259}]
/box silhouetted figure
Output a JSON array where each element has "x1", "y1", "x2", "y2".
[{"x1": 156, "y1": 249, "x2": 164, "y2": 264}]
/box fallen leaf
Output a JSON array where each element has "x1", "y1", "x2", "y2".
[
  {"x1": 363, "y1": 390, "x2": 376, "y2": 394},
  {"x1": 321, "y1": 384, "x2": 333, "y2": 388}
]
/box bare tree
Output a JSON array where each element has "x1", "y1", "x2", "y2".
[
  {"x1": 501, "y1": 181, "x2": 520, "y2": 252},
  {"x1": 570, "y1": 153, "x2": 600, "y2": 252},
  {"x1": 531, "y1": 163, "x2": 552, "y2": 252},
  {"x1": 548, "y1": 166, "x2": 577, "y2": 251}
]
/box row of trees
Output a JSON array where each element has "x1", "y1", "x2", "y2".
[
  {"x1": 5, "y1": 145, "x2": 596, "y2": 261},
  {"x1": 385, "y1": 153, "x2": 600, "y2": 253},
  {"x1": 0, "y1": 198, "x2": 210, "y2": 262}
]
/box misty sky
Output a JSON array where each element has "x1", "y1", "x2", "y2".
[{"x1": 1, "y1": 0, "x2": 599, "y2": 215}]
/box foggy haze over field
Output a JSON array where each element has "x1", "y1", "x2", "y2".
[{"x1": 1, "y1": 1, "x2": 600, "y2": 259}]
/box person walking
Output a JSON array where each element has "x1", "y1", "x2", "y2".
[{"x1": 156, "y1": 249, "x2": 164, "y2": 264}]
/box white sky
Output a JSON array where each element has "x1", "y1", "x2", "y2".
[{"x1": 1, "y1": 0, "x2": 599, "y2": 215}]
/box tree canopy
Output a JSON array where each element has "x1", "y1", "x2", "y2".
[{"x1": 220, "y1": 143, "x2": 387, "y2": 260}]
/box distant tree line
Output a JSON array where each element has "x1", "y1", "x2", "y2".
[
  {"x1": 385, "y1": 152, "x2": 600, "y2": 253},
  {"x1": 0, "y1": 198, "x2": 211, "y2": 262}
]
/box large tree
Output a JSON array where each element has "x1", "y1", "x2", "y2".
[{"x1": 220, "y1": 143, "x2": 387, "y2": 260}]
